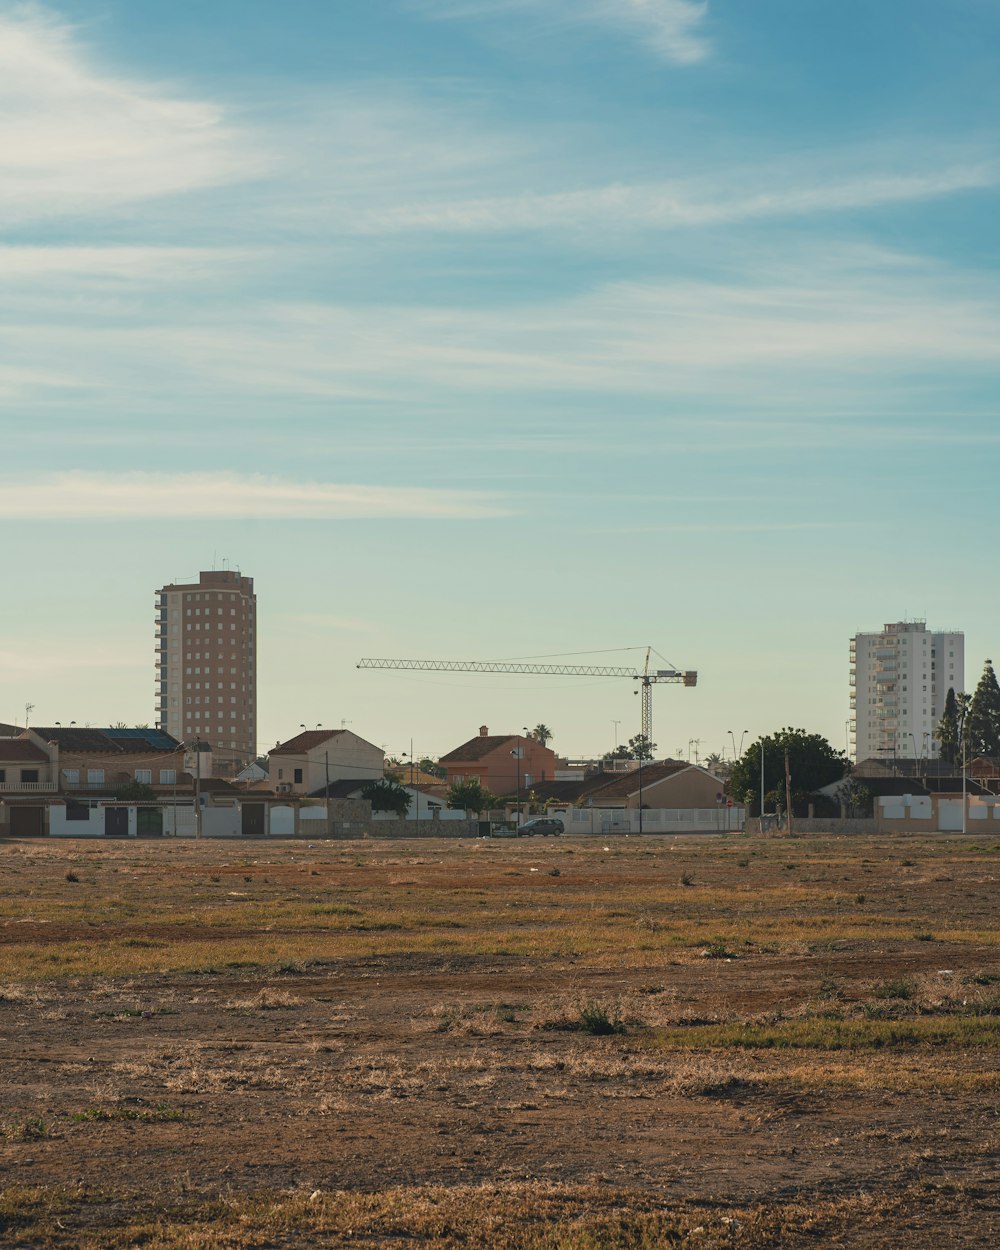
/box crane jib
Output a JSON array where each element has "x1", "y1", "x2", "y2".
[{"x1": 356, "y1": 657, "x2": 697, "y2": 745}]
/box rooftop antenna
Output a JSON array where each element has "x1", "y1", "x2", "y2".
[{"x1": 25, "y1": 702, "x2": 34, "y2": 728}]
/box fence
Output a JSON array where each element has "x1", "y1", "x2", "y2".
[{"x1": 560, "y1": 806, "x2": 746, "y2": 835}]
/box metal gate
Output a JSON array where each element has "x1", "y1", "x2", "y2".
[
  {"x1": 104, "y1": 808, "x2": 129, "y2": 837},
  {"x1": 10, "y1": 806, "x2": 45, "y2": 836},
  {"x1": 241, "y1": 803, "x2": 265, "y2": 836}
]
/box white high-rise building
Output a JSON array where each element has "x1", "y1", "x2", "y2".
[{"x1": 850, "y1": 621, "x2": 963, "y2": 763}]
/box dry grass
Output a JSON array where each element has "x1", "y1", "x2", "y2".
[
  {"x1": 0, "y1": 1179, "x2": 980, "y2": 1249},
  {"x1": 1, "y1": 833, "x2": 998, "y2": 1247}
]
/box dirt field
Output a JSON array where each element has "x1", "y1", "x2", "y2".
[{"x1": 1, "y1": 832, "x2": 997, "y2": 1248}]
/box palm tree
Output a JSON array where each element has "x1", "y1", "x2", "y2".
[{"x1": 530, "y1": 724, "x2": 553, "y2": 747}]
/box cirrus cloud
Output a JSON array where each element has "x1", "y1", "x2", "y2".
[{"x1": 0, "y1": 472, "x2": 508, "y2": 520}]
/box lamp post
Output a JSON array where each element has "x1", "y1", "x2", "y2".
[
  {"x1": 637, "y1": 744, "x2": 643, "y2": 836},
  {"x1": 759, "y1": 736, "x2": 766, "y2": 832},
  {"x1": 962, "y1": 731, "x2": 968, "y2": 835},
  {"x1": 728, "y1": 729, "x2": 748, "y2": 761},
  {"x1": 511, "y1": 745, "x2": 523, "y2": 829}
]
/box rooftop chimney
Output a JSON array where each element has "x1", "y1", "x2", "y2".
[{"x1": 479, "y1": 725, "x2": 489, "y2": 736}]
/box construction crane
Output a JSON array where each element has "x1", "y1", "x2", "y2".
[{"x1": 357, "y1": 647, "x2": 697, "y2": 746}]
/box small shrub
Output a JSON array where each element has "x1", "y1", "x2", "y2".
[
  {"x1": 701, "y1": 941, "x2": 738, "y2": 960},
  {"x1": 65, "y1": 871, "x2": 79, "y2": 883},
  {"x1": 874, "y1": 978, "x2": 913, "y2": 1001},
  {"x1": 914, "y1": 932, "x2": 935, "y2": 942},
  {"x1": 679, "y1": 873, "x2": 694, "y2": 887},
  {"x1": 736, "y1": 857, "x2": 749, "y2": 868},
  {"x1": 3, "y1": 1117, "x2": 51, "y2": 1141},
  {"x1": 855, "y1": 894, "x2": 866, "y2": 904},
  {"x1": 579, "y1": 1000, "x2": 626, "y2": 1036}
]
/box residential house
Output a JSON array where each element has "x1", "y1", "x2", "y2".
[
  {"x1": 439, "y1": 726, "x2": 556, "y2": 795},
  {"x1": 268, "y1": 729, "x2": 384, "y2": 796},
  {"x1": 1, "y1": 726, "x2": 202, "y2": 836}
]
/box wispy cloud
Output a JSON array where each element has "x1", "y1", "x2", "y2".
[
  {"x1": 0, "y1": 472, "x2": 507, "y2": 520},
  {"x1": 345, "y1": 162, "x2": 999, "y2": 235},
  {"x1": 419, "y1": 0, "x2": 711, "y2": 64},
  {"x1": 4, "y1": 246, "x2": 999, "y2": 416},
  {"x1": 0, "y1": 5, "x2": 260, "y2": 225},
  {"x1": 0, "y1": 245, "x2": 252, "y2": 280}
]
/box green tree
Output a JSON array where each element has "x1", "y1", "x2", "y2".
[
  {"x1": 447, "y1": 779, "x2": 494, "y2": 816},
  {"x1": 602, "y1": 735, "x2": 656, "y2": 762},
  {"x1": 965, "y1": 660, "x2": 1000, "y2": 758},
  {"x1": 627, "y1": 733, "x2": 656, "y2": 760},
  {"x1": 837, "y1": 778, "x2": 874, "y2": 818},
  {"x1": 530, "y1": 724, "x2": 553, "y2": 747},
  {"x1": 936, "y1": 687, "x2": 960, "y2": 766},
  {"x1": 418, "y1": 757, "x2": 447, "y2": 779},
  {"x1": 113, "y1": 780, "x2": 156, "y2": 803},
  {"x1": 361, "y1": 778, "x2": 411, "y2": 819},
  {"x1": 729, "y1": 729, "x2": 847, "y2": 817}
]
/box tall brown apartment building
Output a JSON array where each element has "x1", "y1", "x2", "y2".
[{"x1": 155, "y1": 570, "x2": 257, "y2": 770}]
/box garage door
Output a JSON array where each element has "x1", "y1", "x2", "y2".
[{"x1": 10, "y1": 807, "x2": 45, "y2": 836}]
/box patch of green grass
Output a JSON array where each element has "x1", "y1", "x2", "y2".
[
  {"x1": 701, "y1": 940, "x2": 739, "y2": 960},
  {"x1": 874, "y1": 978, "x2": 914, "y2": 1000},
  {"x1": 71, "y1": 1104, "x2": 185, "y2": 1124},
  {"x1": 648, "y1": 1016, "x2": 1000, "y2": 1051},
  {"x1": 2, "y1": 1117, "x2": 52, "y2": 1142}
]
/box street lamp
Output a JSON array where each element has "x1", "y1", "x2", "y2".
[
  {"x1": 511, "y1": 745, "x2": 523, "y2": 829},
  {"x1": 728, "y1": 729, "x2": 748, "y2": 761}
]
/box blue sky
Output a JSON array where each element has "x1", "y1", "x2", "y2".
[{"x1": 2, "y1": 0, "x2": 999, "y2": 762}]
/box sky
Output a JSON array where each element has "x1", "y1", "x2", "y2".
[{"x1": 2, "y1": 0, "x2": 999, "y2": 764}]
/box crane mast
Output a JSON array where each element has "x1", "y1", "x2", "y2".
[{"x1": 357, "y1": 649, "x2": 697, "y2": 746}]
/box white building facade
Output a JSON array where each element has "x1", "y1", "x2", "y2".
[{"x1": 850, "y1": 621, "x2": 963, "y2": 762}]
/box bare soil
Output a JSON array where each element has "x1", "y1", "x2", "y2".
[{"x1": 0, "y1": 832, "x2": 997, "y2": 1247}]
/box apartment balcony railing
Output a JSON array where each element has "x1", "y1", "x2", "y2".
[{"x1": 0, "y1": 781, "x2": 58, "y2": 793}]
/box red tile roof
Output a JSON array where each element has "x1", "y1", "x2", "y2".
[
  {"x1": 440, "y1": 734, "x2": 518, "y2": 764},
  {"x1": 582, "y1": 760, "x2": 693, "y2": 800},
  {"x1": 0, "y1": 738, "x2": 50, "y2": 763},
  {"x1": 270, "y1": 730, "x2": 347, "y2": 756}
]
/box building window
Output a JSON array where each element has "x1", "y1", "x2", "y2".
[
  {"x1": 135, "y1": 769, "x2": 152, "y2": 784},
  {"x1": 87, "y1": 769, "x2": 105, "y2": 784},
  {"x1": 160, "y1": 770, "x2": 176, "y2": 784},
  {"x1": 66, "y1": 800, "x2": 90, "y2": 822},
  {"x1": 278, "y1": 768, "x2": 284, "y2": 780},
  {"x1": 294, "y1": 768, "x2": 303, "y2": 784},
  {"x1": 62, "y1": 768, "x2": 80, "y2": 784}
]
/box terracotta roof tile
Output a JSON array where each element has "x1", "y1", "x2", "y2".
[
  {"x1": 0, "y1": 739, "x2": 50, "y2": 763},
  {"x1": 270, "y1": 730, "x2": 347, "y2": 755},
  {"x1": 440, "y1": 735, "x2": 518, "y2": 764}
]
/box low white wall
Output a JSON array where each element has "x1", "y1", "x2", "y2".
[{"x1": 557, "y1": 805, "x2": 746, "y2": 834}]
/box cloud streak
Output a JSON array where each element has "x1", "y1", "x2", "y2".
[
  {"x1": 419, "y1": 0, "x2": 711, "y2": 64},
  {"x1": 346, "y1": 162, "x2": 1000, "y2": 236},
  {"x1": 0, "y1": 6, "x2": 259, "y2": 225},
  {"x1": 0, "y1": 472, "x2": 507, "y2": 521}
]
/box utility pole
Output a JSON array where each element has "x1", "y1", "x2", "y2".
[
  {"x1": 759, "y1": 739, "x2": 766, "y2": 833},
  {"x1": 194, "y1": 739, "x2": 202, "y2": 840},
  {"x1": 637, "y1": 747, "x2": 644, "y2": 836},
  {"x1": 324, "y1": 751, "x2": 331, "y2": 838},
  {"x1": 784, "y1": 748, "x2": 793, "y2": 837}
]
